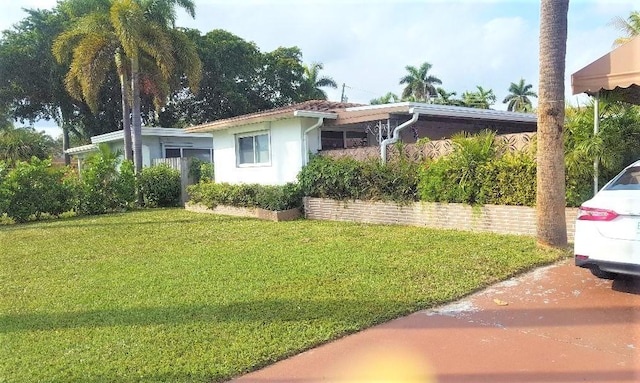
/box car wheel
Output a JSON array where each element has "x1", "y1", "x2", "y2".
[{"x1": 590, "y1": 267, "x2": 617, "y2": 280}]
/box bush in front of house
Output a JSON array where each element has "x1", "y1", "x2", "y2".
[
  {"x1": 187, "y1": 182, "x2": 302, "y2": 211},
  {"x1": 188, "y1": 158, "x2": 215, "y2": 183},
  {"x1": 75, "y1": 146, "x2": 136, "y2": 215},
  {"x1": 0, "y1": 157, "x2": 74, "y2": 223},
  {"x1": 476, "y1": 152, "x2": 537, "y2": 206},
  {"x1": 418, "y1": 130, "x2": 496, "y2": 204},
  {"x1": 139, "y1": 163, "x2": 181, "y2": 207},
  {"x1": 297, "y1": 154, "x2": 419, "y2": 203}
]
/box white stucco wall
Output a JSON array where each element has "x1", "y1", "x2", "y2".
[{"x1": 213, "y1": 118, "x2": 312, "y2": 185}]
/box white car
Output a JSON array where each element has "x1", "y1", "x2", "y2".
[{"x1": 575, "y1": 160, "x2": 640, "y2": 279}]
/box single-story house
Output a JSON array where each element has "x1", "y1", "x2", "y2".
[
  {"x1": 186, "y1": 100, "x2": 537, "y2": 185},
  {"x1": 66, "y1": 127, "x2": 213, "y2": 167}
]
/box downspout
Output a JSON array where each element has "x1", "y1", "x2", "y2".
[
  {"x1": 593, "y1": 92, "x2": 600, "y2": 196},
  {"x1": 302, "y1": 118, "x2": 325, "y2": 167},
  {"x1": 380, "y1": 111, "x2": 420, "y2": 164}
]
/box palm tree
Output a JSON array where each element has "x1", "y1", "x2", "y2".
[
  {"x1": 54, "y1": 0, "x2": 200, "y2": 186},
  {"x1": 54, "y1": 2, "x2": 134, "y2": 160},
  {"x1": 370, "y1": 92, "x2": 400, "y2": 105},
  {"x1": 537, "y1": 0, "x2": 569, "y2": 247},
  {"x1": 503, "y1": 79, "x2": 537, "y2": 112},
  {"x1": 302, "y1": 62, "x2": 337, "y2": 100},
  {"x1": 399, "y1": 62, "x2": 442, "y2": 102},
  {"x1": 462, "y1": 86, "x2": 496, "y2": 109},
  {"x1": 609, "y1": 11, "x2": 640, "y2": 46}
]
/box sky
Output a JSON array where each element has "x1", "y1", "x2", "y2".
[{"x1": 1, "y1": 0, "x2": 638, "y2": 138}]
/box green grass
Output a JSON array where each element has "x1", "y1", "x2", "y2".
[{"x1": 0, "y1": 209, "x2": 567, "y2": 382}]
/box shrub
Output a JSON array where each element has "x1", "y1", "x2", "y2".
[
  {"x1": 188, "y1": 158, "x2": 214, "y2": 183},
  {"x1": 418, "y1": 131, "x2": 496, "y2": 204},
  {"x1": 199, "y1": 162, "x2": 214, "y2": 182},
  {"x1": 298, "y1": 155, "x2": 364, "y2": 200},
  {"x1": 477, "y1": 153, "x2": 536, "y2": 206},
  {"x1": 187, "y1": 182, "x2": 302, "y2": 211},
  {"x1": 297, "y1": 155, "x2": 419, "y2": 203},
  {"x1": 139, "y1": 163, "x2": 181, "y2": 207},
  {"x1": 1, "y1": 157, "x2": 73, "y2": 223},
  {"x1": 76, "y1": 145, "x2": 132, "y2": 215},
  {"x1": 0, "y1": 160, "x2": 8, "y2": 214},
  {"x1": 116, "y1": 160, "x2": 136, "y2": 209},
  {"x1": 359, "y1": 158, "x2": 420, "y2": 203}
]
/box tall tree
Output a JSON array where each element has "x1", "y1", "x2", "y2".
[
  {"x1": 301, "y1": 62, "x2": 337, "y2": 100},
  {"x1": 399, "y1": 62, "x2": 442, "y2": 102},
  {"x1": 370, "y1": 92, "x2": 400, "y2": 105},
  {"x1": 0, "y1": 7, "x2": 122, "y2": 164},
  {"x1": 609, "y1": 11, "x2": 640, "y2": 46},
  {"x1": 54, "y1": 0, "x2": 133, "y2": 158},
  {"x1": 160, "y1": 29, "x2": 261, "y2": 126},
  {"x1": 54, "y1": 0, "x2": 201, "y2": 183},
  {"x1": 0, "y1": 126, "x2": 57, "y2": 165},
  {"x1": 432, "y1": 87, "x2": 460, "y2": 105},
  {"x1": 503, "y1": 79, "x2": 537, "y2": 112},
  {"x1": 537, "y1": 0, "x2": 569, "y2": 247},
  {"x1": 462, "y1": 86, "x2": 496, "y2": 109},
  {"x1": 258, "y1": 46, "x2": 307, "y2": 107}
]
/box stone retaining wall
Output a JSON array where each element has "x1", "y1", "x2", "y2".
[
  {"x1": 303, "y1": 197, "x2": 578, "y2": 242},
  {"x1": 186, "y1": 203, "x2": 301, "y2": 222}
]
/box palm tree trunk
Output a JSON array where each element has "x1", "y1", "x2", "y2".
[
  {"x1": 536, "y1": 0, "x2": 569, "y2": 247},
  {"x1": 62, "y1": 124, "x2": 70, "y2": 166},
  {"x1": 59, "y1": 104, "x2": 73, "y2": 166},
  {"x1": 116, "y1": 51, "x2": 132, "y2": 161},
  {"x1": 131, "y1": 55, "x2": 143, "y2": 205}
]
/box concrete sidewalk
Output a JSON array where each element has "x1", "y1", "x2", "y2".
[{"x1": 229, "y1": 259, "x2": 640, "y2": 383}]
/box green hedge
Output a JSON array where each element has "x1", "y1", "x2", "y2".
[
  {"x1": 477, "y1": 153, "x2": 536, "y2": 206},
  {"x1": 187, "y1": 182, "x2": 302, "y2": 211},
  {"x1": 72, "y1": 146, "x2": 136, "y2": 215},
  {"x1": 139, "y1": 164, "x2": 181, "y2": 207},
  {"x1": 0, "y1": 157, "x2": 74, "y2": 223},
  {"x1": 297, "y1": 155, "x2": 419, "y2": 203}
]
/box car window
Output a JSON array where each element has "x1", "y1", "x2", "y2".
[{"x1": 605, "y1": 166, "x2": 640, "y2": 190}]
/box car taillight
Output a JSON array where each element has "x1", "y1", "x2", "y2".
[{"x1": 577, "y1": 206, "x2": 619, "y2": 221}]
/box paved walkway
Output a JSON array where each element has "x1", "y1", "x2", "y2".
[{"x1": 229, "y1": 259, "x2": 640, "y2": 383}]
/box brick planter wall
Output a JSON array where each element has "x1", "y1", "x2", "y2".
[
  {"x1": 304, "y1": 197, "x2": 578, "y2": 242},
  {"x1": 186, "y1": 203, "x2": 301, "y2": 222}
]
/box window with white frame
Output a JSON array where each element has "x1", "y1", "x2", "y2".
[
  {"x1": 164, "y1": 147, "x2": 212, "y2": 162},
  {"x1": 236, "y1": 131, "x2": 270, "y2": 166}
]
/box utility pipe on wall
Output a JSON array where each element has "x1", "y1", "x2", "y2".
[
  {"x1": 380, "y1": 112, "x2": 420, "y2": 164},
  {"x1": 302, "y1": 117, "x2": 324, "y2": 166}
]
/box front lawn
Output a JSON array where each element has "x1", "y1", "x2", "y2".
[{"x1": 0, "y1": 209, "x2": 567, "y2": 382}]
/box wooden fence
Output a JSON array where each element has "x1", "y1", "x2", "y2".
[{"x1": 152, "y1": 157, "x2": 195, "y2": 204}]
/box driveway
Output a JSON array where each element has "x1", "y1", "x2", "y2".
[{"x1": 229, "y1": 259, "x2": 640, "y2": 383}]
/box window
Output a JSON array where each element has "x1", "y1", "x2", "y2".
[
  {"x1": 321, "y1": 130, "x2": 368, "y2": 149},
  {"x1": 321, "y1": 131, "x2": 344, "y2": 149},
  {"x1": 183, "y1": 148, "x2": 212, "y2": 162},
  {"x1": 164, "y1": 147, "x2": 212, "y2": 162},
  {"x1": 165, "y1": 148, "x2": 181, "y2": 158},
  {"x1": 605, "y1": 166, "x2": 640, "y2": 190},
  {"x1": 236, "y1": 131, "x2": 270, "y2": 166}
]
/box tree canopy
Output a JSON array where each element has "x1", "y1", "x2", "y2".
[
  {"x1": 503, "y1": 79, "x2": 537, "y2": 112},
  {"x1": 399, "y1": 62, "x2": 442, "y2": 102},
  {"x1": 610, "y1": 10, "x2": 640, "y2": 46}
]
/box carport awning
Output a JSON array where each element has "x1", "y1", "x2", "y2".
[{"x1": 571, "y1": 36, "x2": 640, "y2": 105}]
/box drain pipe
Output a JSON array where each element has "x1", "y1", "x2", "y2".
[
  {"x1": 302, "y1": 117, "x2": 325, "y2": 166},
  {"x1": 380, "y1": 111, "x2": 420, "y2": 164}
]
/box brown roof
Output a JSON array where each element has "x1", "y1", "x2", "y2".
[
  {"x1": 186, "y1": 100, "x2": 364, "y2": 132},
  {"x1": 572, "y1": 36, "x2": 640, "y2": 104}
]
